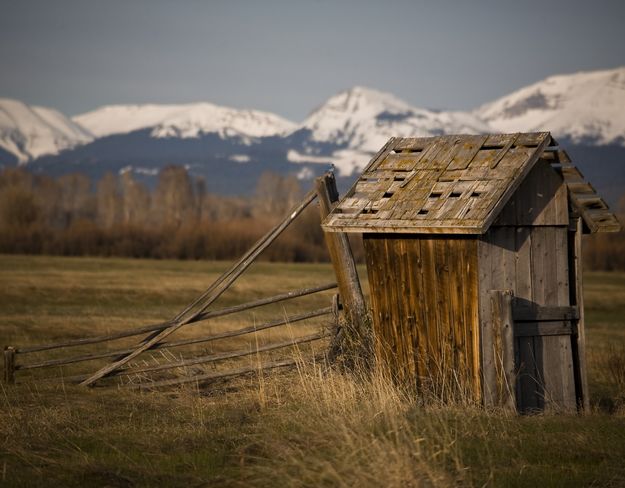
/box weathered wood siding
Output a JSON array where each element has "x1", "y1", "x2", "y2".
[
  {"x1": 363, "y1": 235, "x2": 481, "y2": 400},
  {"x1": 492, "y1": 159, "x2": 568, "y2": 227},
  {"x1": 479, "y1": 161, "x2": 576, "y2": 411}
]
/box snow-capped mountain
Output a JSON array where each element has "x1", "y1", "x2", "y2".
[
  {"x1": 289, "y1": 86, "x2": 491, "y2": 175},
  {"x1": 0, "y1": 98, "x2": 93, "y2": 164},
  {"x1": 74, "y1": 103, "x2": 297, "y2": 141},
  {"x1": 2, "y1": 66, "x2": 625, "y2": 199},
  {"x1": 476, "y1": 66, "x2": 625, "y2": 145}
]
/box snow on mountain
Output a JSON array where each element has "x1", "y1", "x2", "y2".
[
  {"x1": 74, "y1": 103, "x2": 297, "y2": 141},
  {"x1": 290, "y1": 86, "x2": 491, "y2": 175},
  {"x1": 476, "y1": 67, "x2": 625, "y2": 145},
  {"x1": 0, "y1": 98, "x2": 93, "y2": 164},
  {"x1": 5, "y1": 64, "x2": 625, "y2": 191}
]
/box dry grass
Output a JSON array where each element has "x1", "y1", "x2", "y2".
[{"x1": 1, "y1": 255, "x2": 625, "y2": 487}]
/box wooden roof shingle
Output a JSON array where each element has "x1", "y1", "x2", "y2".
[{"x1": 322, "y1": 132, "x2": 620, "y2": 234}]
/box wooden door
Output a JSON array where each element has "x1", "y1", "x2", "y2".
[{"x1": 482, "y1": 226, "x2": 580, "y2": 412}]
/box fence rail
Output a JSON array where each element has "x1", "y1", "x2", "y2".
[
  {"x1": 4, "y1": 285, "x2": 338, "y2": 386},
  {"x1": 15, "y1": 282, "x2": 337, "y2": 355}
]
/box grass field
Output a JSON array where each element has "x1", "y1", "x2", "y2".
[{"x1": 1, "y1": 255, "x2": 625, "y2": 487}]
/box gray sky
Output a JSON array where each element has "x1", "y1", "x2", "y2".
[{"x1": 1, "y1": 0, "x2": 624, "y2": 121}]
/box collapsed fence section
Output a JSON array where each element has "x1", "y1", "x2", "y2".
[
  {"x1": 4, "y1": 282, "x2": 338, "y2": 388},
  {"x1": 3, "y1": 171, "x2": 368, "y2": 390}
]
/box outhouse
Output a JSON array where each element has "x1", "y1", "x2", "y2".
[{"x1": 323, "y1": 132, "x2": 620, "y2": 412}]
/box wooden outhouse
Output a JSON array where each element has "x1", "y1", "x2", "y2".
[{"x1": 323, "y1": 132, "x2": 620, "y2": 412}]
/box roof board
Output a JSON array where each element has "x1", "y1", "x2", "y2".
[
  {"x1": 547, "y1": 148, "x2": 621, "y2": 233},
  {"x1": 323, "y1": 132, "x2": 553, "y2": 234}
]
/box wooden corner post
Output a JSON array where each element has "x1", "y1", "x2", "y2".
[
  {"x1": 315, "y1": 173, "x2": 369, "y2": 360},
  {"x1": 570, "y1": 216, "x2": 590, "y2": 411},
  {"x1": 4, "y1": 346, "x2": 16, "y2": 385}
]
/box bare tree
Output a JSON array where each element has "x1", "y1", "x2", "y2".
[
  {"x1": 154, "y1": 166, "x2": 196, "y2": 227},
  {"x1": 96, "y1": 172, "x2": 121, "y2": 228},
  {"x1": 253, "y1": 172, "x2": 301, "y2": 219},
  {"x1": 120, "y1": 171, "x2": 150, "y2": 225}
]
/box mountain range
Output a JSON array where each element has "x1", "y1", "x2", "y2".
[{"x1": 1, "y1": 66, "x2": 624, "y2": 203}]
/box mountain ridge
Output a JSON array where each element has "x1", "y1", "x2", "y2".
[
  {"x1": 0, "y1": 98, "x2": 93, "y2": 164},
  {"x1": 73, "y1": 102, "x2": 297, "y2": 140},
  {"x1": 1, "y1": 66, "x2": 624, "y2": 201},
  {"x1": 476, "y1": 66, "x2": 625, "y2": 145},
  {"x1": 2, "y1": 66, "x2": 625, "y2": 168}
]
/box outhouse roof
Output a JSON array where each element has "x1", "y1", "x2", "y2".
[{"x1": 322, "y1": 132, "x2": 620, "y2": 234}]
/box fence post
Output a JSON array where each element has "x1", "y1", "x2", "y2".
[
  {"x1": 315, "y1": 172, "x2": 370, "y2": 362},
  {"x1": 4, "y1": 346, "x2": 15, "y2": 385}
]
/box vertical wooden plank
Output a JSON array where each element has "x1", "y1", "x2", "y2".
[
  {"x1": 531, "y1": 226, "x2": 548, "y2": 305},
  {"x1": 401, "y1": 238, "x2": 417, "y2": 384},
  {"x1": 540, "y1": 335, "x2": 565, "y2": 410},
  {"x1": 555, "y1": 227, "x2": 570, "y2": 303},
  {"x1": 529, "y1": 227, "x2": 548, "y2": 411},
  {"x1": 555, "y1": 226, "x2": 577, "y2": 409},
  {"x1": 389, "y1": 238, "x2": 411, "y2": 383},
  {"x1": 570, "y1": 217, "x2": 590, "y2": 410},
  {"x1": 390, "y1": 239, "x2": 405, "y2": 381},
  {"x1": 422, "y1": 238, "x2": 439, "y2": 384},
  {"x1": 502, "y1": 228, "x2": 517, "y2": 293},
  {"x1": 4, "y1": 347, "x2": 15, "y2": 385},
  {"x1": 531, "y1": 335, "x2": 546, "y2": 411},
  {"x1": 543, "y1": 227, "x2": 559, "y2": 305},
  {"x1": 381, "y1": 238, "x2": 399, "y2": 376},
  {"x1": 411, "y1": 238, "x2": 429, "y2": 387},
  {"x1": 399, "y1": 238, "x2": 418, "y2": 386},
  {"x1": 363, "y1": 237, "x2": 385, "y2": 366},
  {"x1": 517, "y1": 336, "x2": 539, "y2": 412},
  {"x1": 514, "y1": 226, "x2": 536, "y2": 411},
  {"x1": 466, "y1": 240, "x2": 482, "y2": 401},
  {"x1": 448, "y1": 239, "x2": 465, "y2": 396},
  {"x1": 489, "y1": 290, "x2": 516, "y2": 410},
  {"x1": 514, "y1": 336, "x2": 522, "y2": 409},
  {"x1": 515, "y1": 227, "x2": 536, "y2": 411},
  {"x1": 514, "y1": 227, "x2": 532, "y2": 301},
  {"x1": 478, "y1": 234, "x2": 496, "y2": 406},
  {"x1": 489, "y1": 229, "x2": 506, "y2": 291},
  {"x1": 435, "y1": 238, "x2": 453, "y2": 397}
]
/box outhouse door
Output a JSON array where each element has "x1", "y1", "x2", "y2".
[{"x1": 487, "y1": 218, "x2": 586, "y2": 413}]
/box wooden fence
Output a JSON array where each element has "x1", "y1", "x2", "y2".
[
  {"x1": 4, "y1": 282, "x2": 338, "y2": 388},
  {"x1": 3, "y1": 172, "x2": 367, "y2": 390}
]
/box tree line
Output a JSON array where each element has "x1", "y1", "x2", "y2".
[
  {"x1": 0, "y1": 167, "x2": 344, "y2": 262},
  {"x1": 0, "y1": 166, "x2": 623, "y2": 270}
]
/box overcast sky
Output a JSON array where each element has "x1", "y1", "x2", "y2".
[{"x1": 1, "y1": 0, "x2": 624, "y2": 121}]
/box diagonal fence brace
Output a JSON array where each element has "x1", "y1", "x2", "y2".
[{"x1": 80, "y1": 187, "x2": 318, "y2": 387}]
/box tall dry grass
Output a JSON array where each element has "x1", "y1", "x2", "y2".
[
  {"x1": 3, "y1": 257, "x2": 625, "y2": 486},
  {"x1": 224, "y1": 352, "x2": 505, "y2": 488}
]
